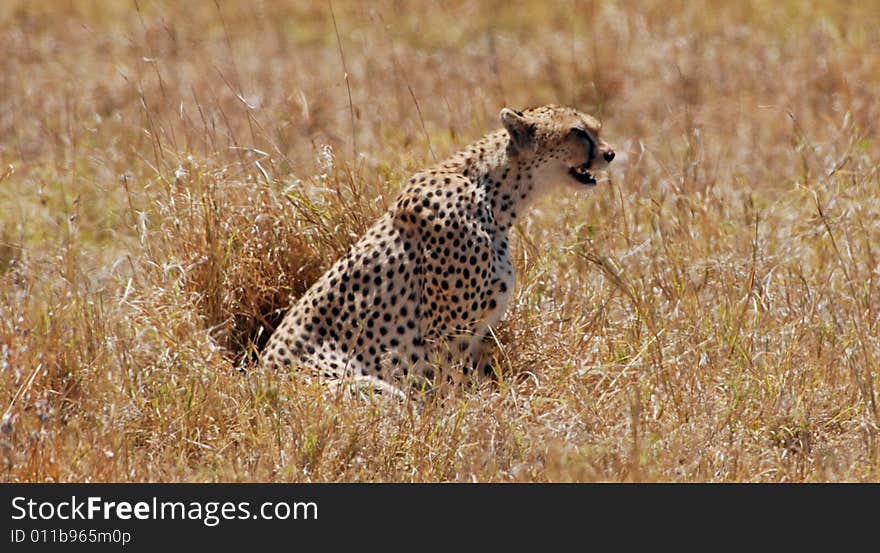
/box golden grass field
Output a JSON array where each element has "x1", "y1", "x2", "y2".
[{"x1": 1, "y1": 0, "x2": 878, "y2": 482}]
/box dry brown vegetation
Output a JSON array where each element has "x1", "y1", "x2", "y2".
[{"x1": 1, "y1": 0, "x2": 879, "y2": 482}]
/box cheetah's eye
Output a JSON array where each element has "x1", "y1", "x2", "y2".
[{"x1": 571, "y1": 127, "x2": 590, "y2": 139}]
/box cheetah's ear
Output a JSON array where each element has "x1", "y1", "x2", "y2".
[{"x1": 500, "y1": 108, "x2": 535, "y2": 152}]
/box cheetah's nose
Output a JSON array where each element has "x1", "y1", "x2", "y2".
[{"x1": 603, "y1": 150, "x2": 615, "y2": 163}]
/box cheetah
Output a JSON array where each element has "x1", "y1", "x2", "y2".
[{"x1": 262, "y1": 104, "x2": 615, "y2": 395}]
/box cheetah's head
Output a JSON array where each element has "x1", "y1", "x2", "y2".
[{"x1": 500, "y1": 105, "x2": 615, "y2": 189}]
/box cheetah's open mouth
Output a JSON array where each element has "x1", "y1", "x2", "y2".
[{"x1": 569, "y1": 163, "x2": 597, "y2": 185}]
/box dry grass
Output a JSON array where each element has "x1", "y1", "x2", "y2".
[{"x1": 1, "y1": 0, "x2": 878, "y2": 482}]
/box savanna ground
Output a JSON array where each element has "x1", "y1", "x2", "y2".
[{"x1": 1, "y1": 0, "x2": 878, "y2": 482}]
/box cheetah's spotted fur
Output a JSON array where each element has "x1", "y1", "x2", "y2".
[{"x1": 262, "y1": 105, "x2": 615, "y2": 394}]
